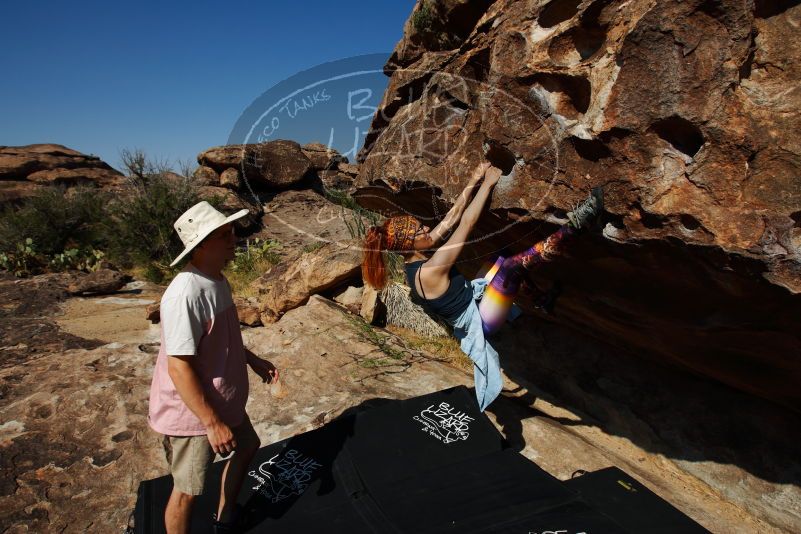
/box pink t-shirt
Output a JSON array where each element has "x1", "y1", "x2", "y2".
[{"x1": 148, "y1": 263, "x2": 248, "y2": 436}]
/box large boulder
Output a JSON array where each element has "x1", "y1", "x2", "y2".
[
  {"x1": 197, "y1": 140, "x2": 314, "y2": 190},
  {"x1": 0, "y1": 144, "x2": 124, "y2": 204},
  {"x1": 253, "y1": 189, "x2": 366, "y2": 251},
  {"x1": 191, "y1": 165, "x2": 219, "y2": 186},
  {"x1": 67, "y1": 269, "x2": 129, "y2": 296},
  {"x1": 198, "y1": 185, "x2": 262, "y2": 231},
  {"x1": 301, "y1": 142, "x2": 347, "y2": 170},
  {"x1": 355, "y1": 0, "x2": 801, "y2": 412},
  {"x1": 251, "y1": 239, "x2": 363, "y2": 323}
]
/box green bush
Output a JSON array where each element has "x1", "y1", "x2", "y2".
[
  {"x1": 0, "y1": 186, "x2": 107, "y2": 256},
  {"x1": 411, "y1": 1, "x2": 436, "y2": 33},
  {"x1": 104, "y1": 173, "x2": 203, "y2": 273},
  {"x1": 229, "y1": 238, "x2": 280, "y2": 273},
  {"x1": 224, "y1": 238, "x2": 281, "y2": 295},
  {"x1": 0, "y1": 186, "x2": 109, "y2": 275}
]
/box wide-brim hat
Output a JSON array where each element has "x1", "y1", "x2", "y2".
[{"x1": 170, "y1": 201, "x2": 249, "y2": 267}]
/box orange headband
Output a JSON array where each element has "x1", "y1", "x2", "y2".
[{"x1": 385, "y1": 216, "x2": 419, "y2": 251}]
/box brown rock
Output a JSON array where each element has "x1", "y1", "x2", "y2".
[
  {"x1": 198, "y1": 140, "x2": 314, "y2": 189},
  {"x1": 234, "y1": 296, "x2": 262, "y2": 327},
  {"x1": 0, "y1": 145, "x2": 124, "y2": 207},
  {"x1": 219, "y1": 167, "x2": 241, "y2": 189},
  {"x1": 253, "y1": 189, "x2": 365, "y2": 251},
  {"x1": 319, "y1": 170, "x2": 355, "y2": 192},
  {"x1": 356, "y1": 0, "x2": 801, "y2": 413},
  {"x1": 198, "y1": 186, "x2": 261, "y2": 231},
  {"x1": 192, "y1": 165, "x2": 219, "y2": 186},
  {"x1": 252, "y1": 239, "x2": 362, "y2": 322},
  {"x1": 67, "y1": 269, "x2": 128, "y2": 295},
  {"x1": 359, "y1": 284, "x2": 380, "y2": 324},
  {"x1": 0, "y1": 180, "x2": 48, "y2": 205},
  {"x1": 145, "y1": 303, "x2": 160, "y2": 324},
  {"x1": 0, "y1": 144, "x2": 123, "y2": 185},
  {"x1": 301, "y1": 142, "x2": 347, "y2": 170},
  {"x1": 332, "y1": 285, "x2": 363, "y2": 313},
  {"x1": 336, "y1": 162, "x2": 359, "y2": 176}
]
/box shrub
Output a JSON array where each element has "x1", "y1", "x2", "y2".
[
  {"x1": 104, "y1": 173, "x2": 202, "y2": 274},
  {"x1": 225, "y1": 238, "x2": 281, "y2": 295},
  {"x1": 0, "y1": 186, "x2": 108, "y2": 275},
  {"x1": 411, "y1": 1, "x2": 436, "y2": 33}
]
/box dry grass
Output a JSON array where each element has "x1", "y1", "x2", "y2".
[{"x1": 385, "y1": 324, "x2": 472, "y2": 373}]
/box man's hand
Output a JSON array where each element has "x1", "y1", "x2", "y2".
[
  {"x1": 248, "y1": 353, "x2": 279, "y2": 384},
  {"x1": 484, "y1": 166, "x2": 503, "y2": 186},
  {"x1": 206, "y1": 419, "x2": 236, "y2": 455}
]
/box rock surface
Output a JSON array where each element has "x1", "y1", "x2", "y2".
[
  {"x1": 191, "y1": 165, "x2": 219, "y2": 186},
  {"x1": 198, "y1": 140, "x2": 314, "y2": 190},
  {"x1": 253, "y1": 189, "x2": 365, "y2": 251},
  {"x1": 301, "y1": 142, "x2": 347, "y2": 171},
  {"x1": 252, "y1": 240, "x2": 363, "y2": 323},
  {"x1": 66, "y1": 269, "x2": 129, "y2": 296},
  {"x1": 0, "y1": 144, "x2": 124, "y2": 204},
  {"x1": 332, "y1": 285, "x2": 363, "y2": 313},
  {"x1": 355, "y1": 0, "x2": 801, "y2": 412},
  {"x1": 1, "y1": 280, "x2": 798, "y2": 533}
]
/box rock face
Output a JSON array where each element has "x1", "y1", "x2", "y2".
[
  {"x1": 3, "y1": 281, "x2": 798, "y2": 533},
  {"x1": 356, "y1": 0, "x2": 801, "y2": 412},
  {"x1": 0, "y1": 144, "x2": 124, "y2": 203},
  {"x1": 301, "y1": 142, "x2": 347, "y2": 170},
  {"x1": 66, "y1": 269, "x2": 129, "y2": 296},
  {"x1": 198, "y1": 140, "x2": 315, "y2": 190},
  {"x1": 251, "y1": 240, "x2": 363, "y2": 323}
]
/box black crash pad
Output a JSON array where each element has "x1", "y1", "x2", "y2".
[
  {"x1": 564, "y1": 466, "x2": 710, "y2": 533},
  {"x1": 132, "y1": 386, "x2": 706, "y2": 533}
]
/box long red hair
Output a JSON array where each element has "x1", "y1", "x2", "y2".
[{"x1": 362, "y1": 219, "x2": 392, "y2": 290}]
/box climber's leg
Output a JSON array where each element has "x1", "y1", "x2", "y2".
[
  {"x1": 477, "y1": 187, "x2": 603, "y2": 335},
  {"x1": 478, "y1": 226, "x2": 575, "y2": 335}
]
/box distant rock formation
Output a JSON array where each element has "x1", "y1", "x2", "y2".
[
  {"x1": 196, "y1": 140, "x2": 356, "y2": 196},
  {"x1": 0, "y1": 144, "x2": 124, "y2": 203},
  {"x1": 355, "y1": 0, "x2": 801, "y2": 411}
]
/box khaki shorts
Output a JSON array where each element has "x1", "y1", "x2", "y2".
[{"x1": 168, "y1": 415, "x2": 260, "y2": 496}]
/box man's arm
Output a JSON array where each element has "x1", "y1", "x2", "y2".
[
  {"x1": 429, "y1": 162, "x2": 491, "y2": 246},
  {"x1": 167, "y1": 355, "x2": 235, "y2": 454}
]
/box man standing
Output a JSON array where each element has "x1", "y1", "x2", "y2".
[{"x1": 148, "y1": 201, "x2": 278, "y2": 533}]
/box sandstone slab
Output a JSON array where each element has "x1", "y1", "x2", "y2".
[{"x1": 252, "y1": 239, "x2": 363, "y2": 323}]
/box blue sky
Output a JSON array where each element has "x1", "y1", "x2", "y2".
[{"x1": 0, "y1": 1, "x2": 415, "y2": 172}]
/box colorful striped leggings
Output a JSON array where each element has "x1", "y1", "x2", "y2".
[{"x1": 478, "y1": 225, "x2": 575, "y2": 335}]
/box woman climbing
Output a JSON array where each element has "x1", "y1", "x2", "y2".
[{"x1": 361, "y1": 161, "x2": 603, "y2": 411}]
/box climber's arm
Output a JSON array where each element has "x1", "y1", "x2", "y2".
[
  {"x1": 429, "y1": 162, "x2": 491, "y2": 246},
  {"x1": 426, "y1": 167, "x2": 502, "y2": 274}
]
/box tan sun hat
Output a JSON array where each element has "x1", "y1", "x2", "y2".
[{"x1": 170, "y1": 201, "x2": 249, "y2": 267}]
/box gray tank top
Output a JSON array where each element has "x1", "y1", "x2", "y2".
[{"x1": 404, "y1": 260, "x2": 473, "y2": 324}]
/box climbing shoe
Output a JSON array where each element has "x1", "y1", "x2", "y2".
[{"x1": 567, "y1": 186, "x2": 604, "y2": 230}]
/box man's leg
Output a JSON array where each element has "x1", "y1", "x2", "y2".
[
  {"x1": 216, "y1": 414, "x2": 261, "y2": 524},
  {"x1": 165, "y1": 435, "x2": 214, "y2": 534},
  {"x1": 165, "y1": 491, "x2": 196, "y2": 533}
]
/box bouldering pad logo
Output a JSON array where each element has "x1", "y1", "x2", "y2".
[
  {"x1": 247, "y1": 449, "x2": 322, "y2": 503},
  {"x1": 413, "y1": 402, "x2": 474, "y2": 444}
]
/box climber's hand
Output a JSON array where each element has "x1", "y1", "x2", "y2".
[
  {"x1": 470, "y1": 162, "x2": 492, "y2": 184},
  {"x1": 484, "y1": 166, "x2": 503, "y2": 186}
]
